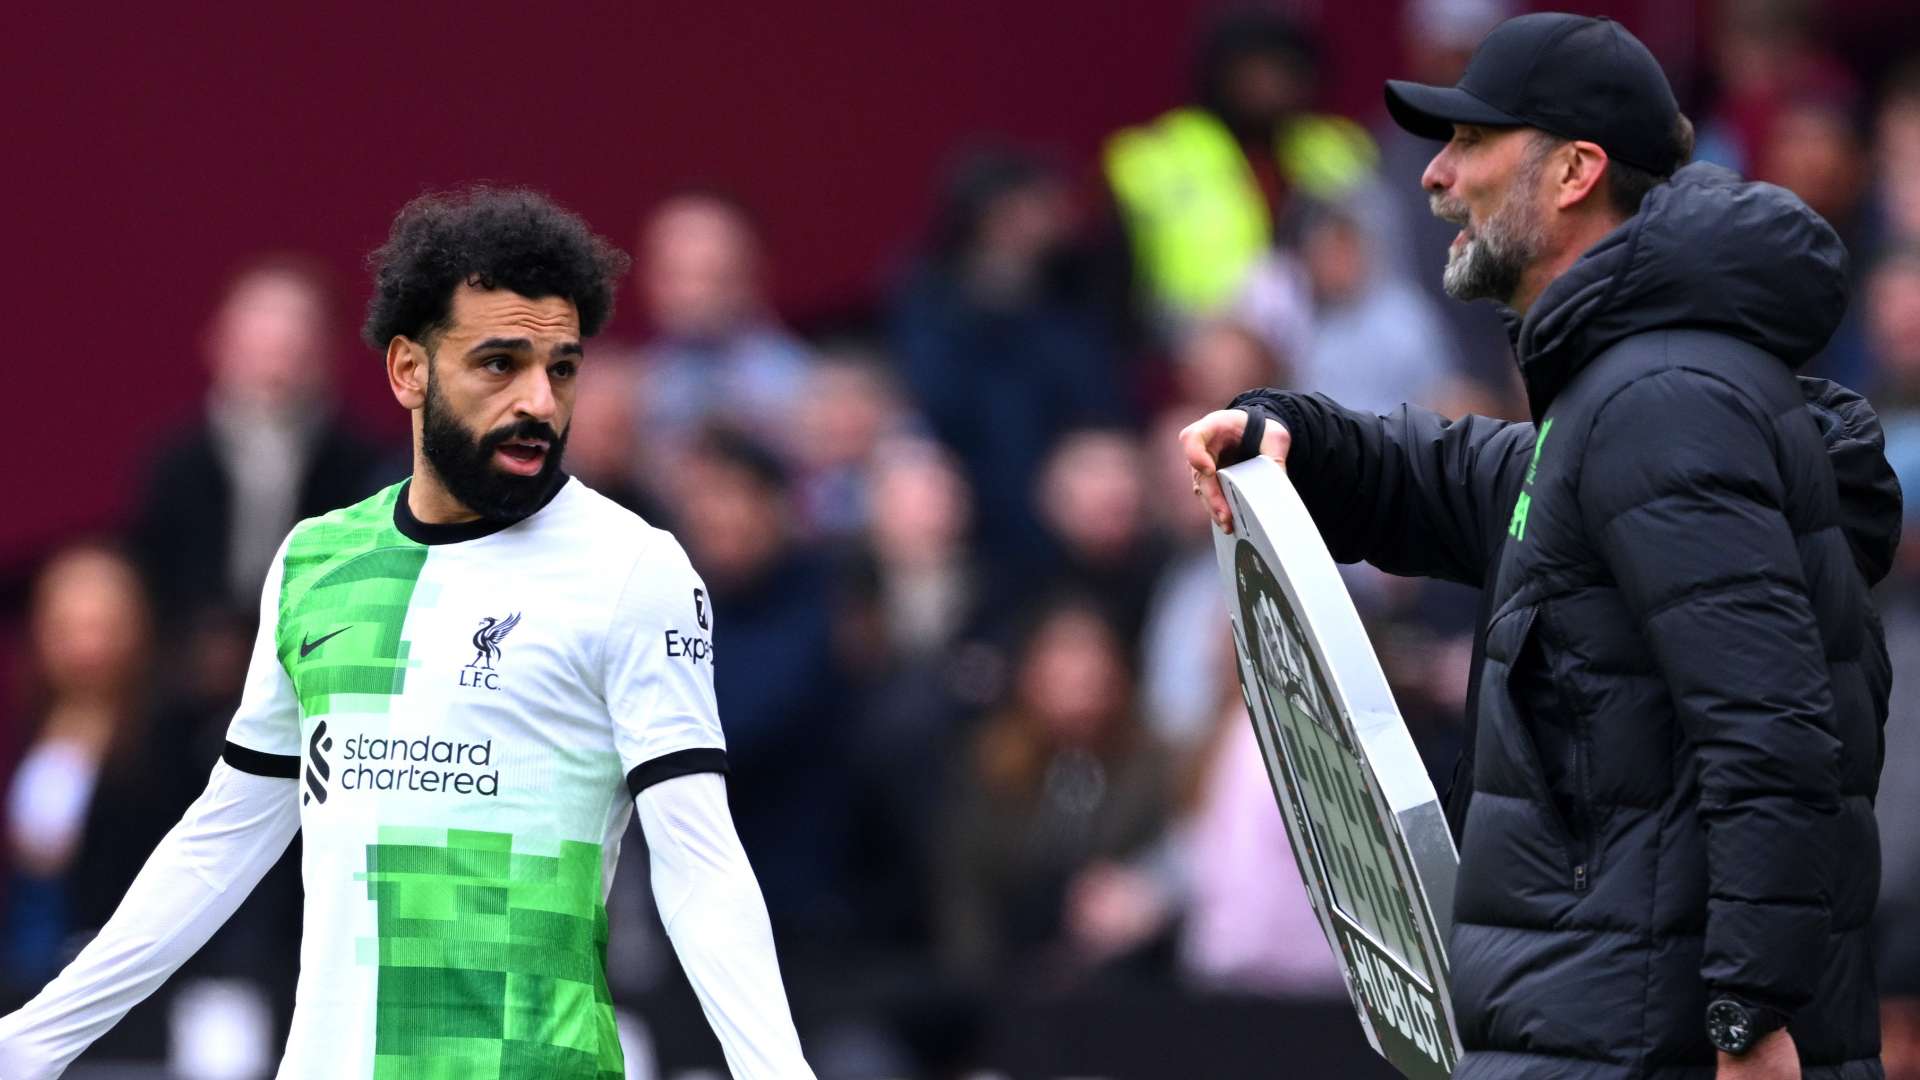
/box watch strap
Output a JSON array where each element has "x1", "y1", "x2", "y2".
[
  {"x1": 1722, "y1": 994, "x2": 1790, "y2": 1037},
  {"x1": 1708, "y1": 993, "x2": 1791, "y2": 1054}
]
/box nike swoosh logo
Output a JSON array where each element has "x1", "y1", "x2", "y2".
[{"x1": 299, "y1": 626, "x2": 353, "y2": 659}]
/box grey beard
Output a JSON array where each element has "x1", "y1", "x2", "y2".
[
  {"x1": 1435, "y1": 148, "x2": 1551, "y2": 306},
  {"x1": 1442, "y1": 214, "x2": 1538, "y2": 304}
]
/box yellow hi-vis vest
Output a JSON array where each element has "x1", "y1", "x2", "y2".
[{"x1": 1104, "y1": 106, "x2": 1377, "y2": 316}]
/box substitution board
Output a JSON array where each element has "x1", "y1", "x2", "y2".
[{"x1": 1212, "y1": 457, "x2": 1463, "y2": 1079}]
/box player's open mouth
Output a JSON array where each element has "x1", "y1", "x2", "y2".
[{"x1": 494, "y1": 439, "x2": 549, "y2": 476}]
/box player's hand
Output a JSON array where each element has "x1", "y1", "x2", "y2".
[
  {"x1": 1179, "y1": 408, "x2": 1290, "y2": 533},
  {"x1": 1717, "y1": 1030, "x2": 1800, "y2": 1080}
]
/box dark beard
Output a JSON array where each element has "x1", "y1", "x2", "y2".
[{"x1": 419, "y1": 370, "x2": 569, "y2": 522}]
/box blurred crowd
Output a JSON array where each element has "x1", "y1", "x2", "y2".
[{"x1": 6, "y1": 1, "x2": 1920, "y2": 1077}]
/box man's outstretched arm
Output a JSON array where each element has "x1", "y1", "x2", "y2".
[
  {"x1": 636, "y1": 772, "x2": 814, "y2": 1079},
  {"x1": 1183, "y1": 391, "x2": 1537, "y2": 587},
  {"x1": 0, "y1": 760, "x2": 300, "y2": 1078},
  {"x1": 0, "y1": 527, "x2": 307, "y2": 1078}
]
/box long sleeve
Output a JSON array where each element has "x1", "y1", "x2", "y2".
[
  {"x1": 637, "y1": 773, "x2": 813, "y2": 1079},
  {"x1": 0, "y1": 761, "x2": 301, "y2": 1078},
  {"x1": 1578, "y1": 367, "x2": 1843, "y2": 1015},
  {"x1": 1230, "y1": 389, "x2": 1536, "y2": 587}
]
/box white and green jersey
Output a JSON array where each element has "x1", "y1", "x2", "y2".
[{"x1": 223, "y1": 476, "x2": 724, "y2": 1079}]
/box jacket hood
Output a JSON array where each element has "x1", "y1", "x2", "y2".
[
  {"x1": 1800, "y1": 377, "x2": 1903, "y2": 585},
  {"x1": 1516, "y1": 162, "x2": 1850, "y2": 418}
]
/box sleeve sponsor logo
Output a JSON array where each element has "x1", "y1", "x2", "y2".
[{"x1": 665, "y1": 628, "x2": 713, "y2": 664}]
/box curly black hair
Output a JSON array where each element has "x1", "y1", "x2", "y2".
[{"x1": 361, "y1": 186, "x2": 631, "y2": 349}]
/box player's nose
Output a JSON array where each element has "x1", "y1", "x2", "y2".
[
  {"x1": 514, "y1": 367, "x2": 557, "y2": 422},
  {"x1": 1422, "y1": 146, "x2": 1455, "y2": 194}
]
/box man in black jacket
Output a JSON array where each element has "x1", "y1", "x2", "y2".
[{"x1": 1182, "y1": 14, "x2": 1898, "y2": 1080}]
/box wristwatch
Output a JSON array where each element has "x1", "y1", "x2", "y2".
[{"x1": 1705, "y1": 996, "x2": 1789, "y2": 1055}]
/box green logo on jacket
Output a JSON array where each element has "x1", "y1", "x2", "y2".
[{"x1": 1508, "y1": 419, "x2": 1554, "y2": 542}]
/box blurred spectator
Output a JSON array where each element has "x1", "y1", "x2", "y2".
[
  {"x1": 1879, "y1": 565, "x2": 1920, "y2": 1079},
  {"x1": 1103, "y1": 9, "x2": 1379, "y2": 328},
  {"x1": 793, "y1": 347, "x2": 913, "y2": 541},
  {"x1": 843, "y1": 440, "x2": 1005, "y2": 948},
  {"x1": 1870, "y1": 250, "x2": 1920, "y2": 1058},
  {"x1": 1354, "y1": 573, "x2": 1480, "y2": 792},
  {"x1": 1139, "y1": 405, "x2": 1235, "y2": 755},
  {"x1": 128, "y1": 257, "x2": 389, "y2": 691},
  {"x1": 934, "y1": 596, "x2": 1171, "y2": 984},
  {"x1": 1175, "y1": 691, "x2": 1344, "y2": 999},
  {"x1": 1757, "y1": 93, "x2": 1875, "y2": 386},
  {"x1": 1371, "y1": 0, "x2": 1518, "y2": 391},
  {"x1": 1172, "y1": 317, "x2": 1291, "y2": 413},
  {"x1": 1139, "y1": 326, "x2": 1282, "y2": 760},
  {"x1": 1877, "y1": 274, "x2": 1920, "y2": 1080},
  {"x1": 1871, "y1": 60, "x2": 1920, "y2": 254},
  {"x1": 1696, "y1": 0, "x2": 1858, "y2": 176},
  {"x1": 635, "y1": 191, "x2": 812, "y2": 478},
  {"x1": 1034, "y1": 429, "x2": 1168, "y2": 641},
  {"x1": 857, "y1": 440, "x2": 997, "y2": 687},
  {"x1": 670, "y1": 429, "x2": 851, "y2": 939},
  {"x1": 2, "y1": 545, "x2": 200, "y2": 989},
  {"x1": 1221, "y1": 250, "x2": 1317, "y2": 381},
  {"x1": 1762, "y1": 96, "x2": 1871, "y2": 243},
  {"x1": 1294, "y1": 201, "x2": 1463, "y2": 414},
  {"x1": 561, "y1": 357, "x2": 666, "y2": 521},
  {"x1": 1868, "y1": 250, "x2": 1920, "y2": 495},
  {"x1": 111, "y1": 257, "x2": 376, "y2": 1066},
  {"x1": 888, "y1": 147, "x2": 1126, "y2": 568}
]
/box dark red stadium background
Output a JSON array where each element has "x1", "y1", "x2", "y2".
[{"x1": 3, "y1": 0, "x2": 1905, "y2": 568}]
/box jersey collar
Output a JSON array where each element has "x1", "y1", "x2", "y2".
[{"x1": 393, "y1": 473, "x2": 571, "y2": 545}]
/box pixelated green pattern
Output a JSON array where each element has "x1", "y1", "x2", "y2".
[
  {"x1": 360, "y1": 829, "x2": 622, "y2": 1079},
  {"x1": 276, "y1": 484, "x2": 427, "y2": 718}
]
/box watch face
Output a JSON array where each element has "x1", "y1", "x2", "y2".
[{"x1": 1707, "y1": 999, "x2": 1753, "y2": 1054}]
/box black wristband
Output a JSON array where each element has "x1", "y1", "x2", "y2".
[{"x1": 1232, "y1": 405, "x2": 1272, "y2": 466}]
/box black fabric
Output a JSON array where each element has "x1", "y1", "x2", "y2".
[
  {"x1": 625, "y1": 747, "x2": 730, "y2": 799},
  {"x1": 1384, "y1": 13, "x2": 1684, "y2": 175},
  {"x1": 222, "y1": 740, "x2": 300, "y2": 780},
  {"x1": 1232, "y1": 162, "x2": 1896, "y2": 1079}
]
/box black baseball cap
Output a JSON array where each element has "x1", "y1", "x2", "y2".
[{"x1": 1385, "y1": 12, "x2": 1682, "y2": 175}]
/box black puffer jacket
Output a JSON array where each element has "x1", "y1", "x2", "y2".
[{"x1": 1233, "y1": 163, "x2": 1900, "y2": 1078}]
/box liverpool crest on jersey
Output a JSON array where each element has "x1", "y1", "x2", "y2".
[{"x1": 461, "y1": 612, "x2": 520, "y2": 689}]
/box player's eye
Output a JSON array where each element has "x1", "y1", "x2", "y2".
[
  {"x1": 482, "y1": 356, "x2": 513, "y2": 374},
  {"x1": 550, "y1": 360, "x2": 577, "y2": 379}
]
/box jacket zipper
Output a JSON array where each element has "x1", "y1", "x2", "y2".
[
  {"x1": 1504, "y1": 605, "x2": 1592, "y2": 893},
  {"x1": 1544, "y1": 608, "x2": 1593, "y2": 894}
]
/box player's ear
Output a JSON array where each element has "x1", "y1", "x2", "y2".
[
  {"x1": 388, "y1": 336, "x2": 429, "y2": 410},
  {"x1": 1555, "y1": 140, "x2": 1610, "y2": 210}
]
